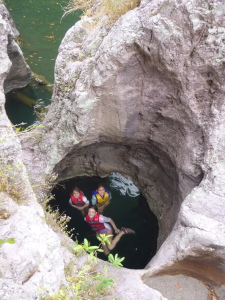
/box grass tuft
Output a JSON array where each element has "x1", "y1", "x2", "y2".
[{"x1": 63, "y1": 0, "x2": 141, "y2": 24}]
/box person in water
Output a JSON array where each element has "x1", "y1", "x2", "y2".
[
  {"x1": 91, "y1": 184, "x2": 111, "y2": 213},
  {"x1": 84, "y1": 205, "x2": 135, "y2": 255},
  {"x1": 69, "y1": 187, "x2": 89, "y2": 216}
]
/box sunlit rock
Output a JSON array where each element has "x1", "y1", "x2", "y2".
[{"x1": 109, "y1": 172, "x2": 140, "y2": 197}]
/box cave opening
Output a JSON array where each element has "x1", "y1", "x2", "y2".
[{"x1": 50, "y1": 173, "x2": 158, "y2": 269}]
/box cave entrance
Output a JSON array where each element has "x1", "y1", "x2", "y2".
[{"x1": 50, "y1": 173, "x2": 158, "y2": 269}]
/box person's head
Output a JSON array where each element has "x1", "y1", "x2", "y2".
[
  {"x1": 72, "y1": 187, "x2": 81, "y2": 198},
  {"x1": 97, "y1": 184, "x2": 105, "y2": 196},
  {"x1": 88, "y1": 205, "x2": 98, "y2": 218}
]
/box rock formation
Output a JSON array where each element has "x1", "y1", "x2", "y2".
[
  {"x1": 0, "y1": 3, "x2": 166, "y2": 300},
  {"x1": 1, "y1": 0, "x2": 225, "y2": 299},
  {"x1": 0, "y1": 4, "x2": 71, "y2": 299},
  {"x1": 22, "y1": 0, "x2": 225, "y2": 296},
  {"x1": 0, "y1": 1, "x2": 31, "y2": 94}
]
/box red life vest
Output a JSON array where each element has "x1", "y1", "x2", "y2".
[
  {"x1": 85, "y1": 213, "x2": 106, "y2": 232},
  {"x1": 70, "y1": 191, "x2": 85, "y2": 207}
]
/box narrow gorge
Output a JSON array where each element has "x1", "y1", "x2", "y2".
[{"x1": 1, "y1": 0, "x2": 225, "y2": 299}]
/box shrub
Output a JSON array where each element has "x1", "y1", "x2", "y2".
[
  {"x1": 43, "y1": 236, "x2": 124, "y2": 300},
  {"x1": 44, "y1": 205, "x2": 74, "y2": 238}
]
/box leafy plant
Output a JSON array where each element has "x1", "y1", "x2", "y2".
[
  {"x1": 43, "y1": 236, "x2": 123, "y2": 300},
  {"x1": 0, "y1": 122, "x2": 44, "y2": 142},
  {"x1": 74, "y1": 234, "x2": 125, "y2": 268},
  {"x1": 108, "y1": 253, "x2": 125, "y2": 268},
  {"x1": 96, "y1": 233, "x2": 113, "y2": 246},
  {"x1": 0, "y1": 238, "x2": 15, "y2": 245}
]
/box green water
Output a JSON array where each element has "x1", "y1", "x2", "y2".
[
  {"x1": 5, "y1": 0, "x2": 80, "y2": 82},
  {"x1": 4, "y1": 0, "x2": 80, "y2": 125},
  {"x1": 51, "y1": 175, "x2": 158, "y2": 269}
]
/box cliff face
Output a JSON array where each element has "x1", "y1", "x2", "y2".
[
  {"x1": 0, "y1": 4, "x2": 166, "y2": 300},
  {"x1": 0, "y1": 3, "x2": 31, "y2": 94},
  {"x1": 2, "y1": 0, "x2": 225, "y2": 298},
  {"x1": 0, "y1": 4, "x2": 71, "y2": 300},
  {"x1": 23, "y1": 0, "x2": 225, "y2": 292}
]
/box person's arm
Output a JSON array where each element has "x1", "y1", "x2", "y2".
[
  {"x1": 109, "y1": 218, "x2": 120, "y2": 234},
  {"x1": 91, "y1": 194, "x2": 97, "y2": 205},
  {"x1": 73, "y1": 205, "x2": 86, "y2": 211},
  {"x1": 81, "y1": 196, "x2": 89, "y2": 209},
  {"x1": 98, "y1": 199, "x2": 110, "y2": 210},
  {"x1": 100, "y1": 215, "x2": 120, "y2": 233},
  {"x1": 71, "y1": 196, "x2": 89, "y2": 210}
]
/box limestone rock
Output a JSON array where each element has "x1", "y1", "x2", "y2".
[
  {"x1": 4, "y1": 38, "x2": 32, "y2": 94},
  {"x1": 0, "y1": 5, "x2": 69, "y2": 300},
  {"x1": 0, "y1": 195, "x2": 68, "y2": 300},
  {"x1": 0, "y1": 3, "x2": 31, "y2": 94},
  {"x1": 22, "y1": 0, "x2": 225, "y2": 295},
  {"x1": 0, "y1": 4, "x2": 166, "y2": 300}
]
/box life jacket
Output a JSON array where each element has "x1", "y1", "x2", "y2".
[
  {"x1": 70, "y1": 191, "x2": 85, "y2": 207},
  {"x1": 92, "y1": 189, "x2": 110, "y2": 205},
  {"x1": 85, "y1": 213, "x2": 106, "y2": 232}
]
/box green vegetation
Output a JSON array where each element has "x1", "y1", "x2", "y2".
[
  {"x1": 43, "y1": 235, "x2": 124, "y2": 300},
  {"x1": 63, "y1": 0, "x2": 141, "y2": 24},
  {"x1": 0, "y1": 163, "x2": 23, "y2": 202},
  {"x1": 0, "y1": 238, "x2": 15, "y2": 245},
  {"x1": 44, "y1": 204, "x2": 74, "y2": 239},
  {"x1": 0, "y1": 123, "x2": 44, "y2": 203}
]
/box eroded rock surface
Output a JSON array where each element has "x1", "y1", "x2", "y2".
[
  {"x1": 0, "y1": 3, "x2": 31, "y2": 94},
  {"x1": 0, "y1": 3, "x2": 165, "y2": 300},
  {"x1": 21, "y1": 0, "x2": 225, "y2": 294},
  {"x1": 0, "y1": 5, "x2": 69, "y2": 299}
]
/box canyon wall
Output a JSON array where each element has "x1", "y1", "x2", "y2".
[
  {"x1": 0, "y1": 3, "x2": 166, "y2": 299},
  {"x1": 22, "y1": 0, "x2": 225, "y2": 294},
  {"x1": 1, "y1": 0, "x2": 225, "y2": 298}
]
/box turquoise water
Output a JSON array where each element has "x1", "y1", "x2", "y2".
[{"x1": 4, "y1": 0, "x2": 80, "y2": 125}]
